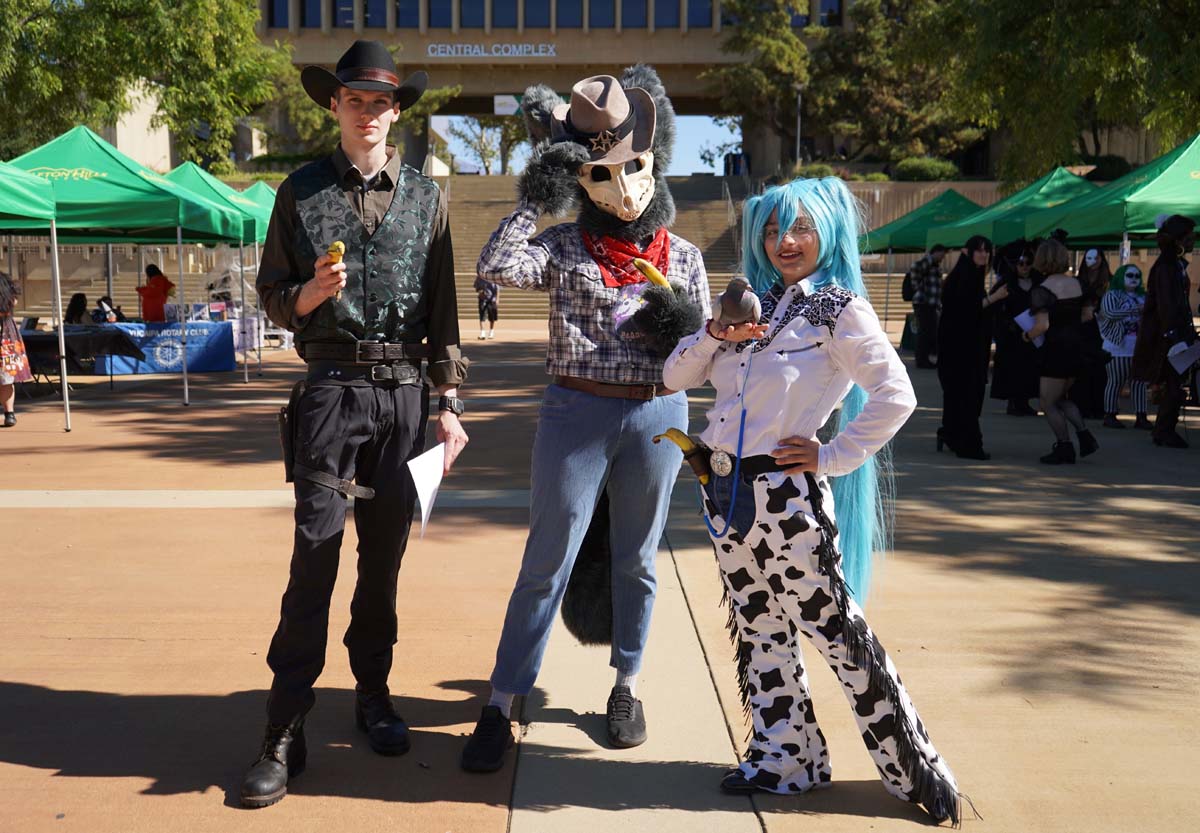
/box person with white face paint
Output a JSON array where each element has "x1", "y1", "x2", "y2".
[
  {"x1": 1098, "y1": 264, "x2": 1151, "y2": 429},
  {"x1": 463, "y1": 67, "x2": 711, "y2": 773}
]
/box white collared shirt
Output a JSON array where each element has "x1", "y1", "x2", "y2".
[{"x1": 663, "y1": 276, "x2": 917, "y2": 478}]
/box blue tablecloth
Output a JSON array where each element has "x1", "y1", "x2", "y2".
[{"x1": 95, "y1": 322, "x2": 235, "y2": 374}]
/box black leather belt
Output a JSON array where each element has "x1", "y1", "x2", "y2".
[
  {"x1": 305, "y1": 360, "x2": 422, "y2": 385},
  {"x1": 710, "y1": 451, "x2": 786, "y2": 479},
  {"x1": 302, "y1": 341, "x2": 431, "y2": 363}
]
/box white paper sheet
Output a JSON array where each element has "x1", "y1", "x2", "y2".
[
  {"x1": 1167, "y1": 341, "x2": 1200, "y2": 375},
  {"x1": 406, "y1": 442, "x2": 446, "y2": 538},
  {"x1": 1014, "y1": 309, "x2": 1045, "y2": 348}
]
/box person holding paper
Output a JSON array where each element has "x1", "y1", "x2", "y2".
[
  {"x1": 1131, "y1": 214, "x2": 1196, "y2": 448},
  {"x1": 989, "y1": 246, "x2": 1041, "y2": 416},
  {"x1": 242, "y1": 41, "x2": 469, "y2": 809},
  {"x1": 1023, "y1": 239, "x2": 1100, "y2": 464},
  {"x1": 1099, "y1": 264, "x2": 1151, "y2": 429}
]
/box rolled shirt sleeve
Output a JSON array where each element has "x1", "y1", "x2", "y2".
[
  {"x1": 424, "y1": 188, "x2": 468, "y2": 387},
  {"x1": 817, "y1": 298, "x2": 917, "y2": 477}
]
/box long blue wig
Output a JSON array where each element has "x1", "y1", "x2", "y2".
[{"x1": 741, "y1": 177, "x2": 894, "y2": 603}]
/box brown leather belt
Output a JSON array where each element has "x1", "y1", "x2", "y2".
[{"x1": 553, "y1": 375, "x2": 673, "y2": 401}]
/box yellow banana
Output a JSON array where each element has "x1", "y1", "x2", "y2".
[
  {"x1": 327, "y1": 241, "x2": 346, "y2": 300},
  {"x1": 653, "y1": 428, "x2": 710, "y2": 484},
  {"x1": 633, "y1": 257, "x2": 671, "y2": 288}
]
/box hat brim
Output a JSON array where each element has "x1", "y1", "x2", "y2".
[
  {"x1": 301, "y1": 67, "x2": 428, "y2": 112},
  {"x1": 550, "y1": 86, "x2": 655, "y2": 165}
]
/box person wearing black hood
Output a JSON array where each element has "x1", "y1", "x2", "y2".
[
  {"x1": 936, "y1": 235, "x2": 1006, "y2": 459},
  {"x1": 989, "y1": 244, "x2": 1041, "y2": 415},
  {"x1": 1132, "y1": 214, "x2": 1196, "y2": 448}
]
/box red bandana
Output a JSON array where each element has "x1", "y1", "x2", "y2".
[{"x1": 581, "y1": 228, "x2": 671, "y2": 288}]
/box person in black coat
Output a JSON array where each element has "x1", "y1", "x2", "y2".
[
  {"x1": 936, "y1": 235, "x2": 1008, "y2": 459},
  {"x1": 989, "y1": 244, "x2": 1041, "y2": 415}
]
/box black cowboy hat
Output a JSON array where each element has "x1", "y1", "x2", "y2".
[{"x1": 300, "y1": 40, "x2": 427, "y2": 111}]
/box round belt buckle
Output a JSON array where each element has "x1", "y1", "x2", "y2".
[{"x1": 710, "y1": 450, "x2": 733, "y2": 477}]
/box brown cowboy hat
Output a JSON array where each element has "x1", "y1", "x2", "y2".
[
  {"x1": 301, "y1": 40, "x2": 427, "y2": 111},
  {"x1": 550, "y1": 75, "x2": 655, "y2": 165}
]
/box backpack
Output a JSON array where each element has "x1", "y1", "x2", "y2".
[{"x1": 901, "y1": 265, "x2": 917, "y2": 302}]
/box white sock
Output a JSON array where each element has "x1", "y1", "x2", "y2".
[
  {"x1": 488, "y1": 688, "x2": 515, "y2": 720},
  {"x1": 615, "y1": 671, "x2": 638, "y2": 696}
]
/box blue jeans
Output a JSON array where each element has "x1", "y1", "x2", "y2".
[{"x1": 490, "y1": 384, "x2": 689, "y2": 695}]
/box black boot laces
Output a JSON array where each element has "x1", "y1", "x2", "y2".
[
  {"x1": 608, "y1": 690, "x2": 636, "y2": 722},
  {"x1": 258, "y1": 724, "x2": 293, "y2": 765},
  {"x1": 476, "y1": 709, "x2": 508, "y2": 744}
]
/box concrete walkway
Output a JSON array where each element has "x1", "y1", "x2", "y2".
[{"x1": 1, "y1": 320, "x2": 1196, "y2": 833}]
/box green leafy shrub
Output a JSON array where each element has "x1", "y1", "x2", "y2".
[{"x1": 893, "y1": 157, "x2": 959, "y2": 181}]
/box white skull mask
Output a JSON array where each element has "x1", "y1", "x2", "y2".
[{"x1": 578, "y1": 151, "x2": 656, "y2": 222}]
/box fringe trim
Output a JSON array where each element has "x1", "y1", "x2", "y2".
[
  {"x1": 804, "y1": 473, "x2": 962, "y2": 827},
  {"x1": 715, "y1": 543, "x2": 756, "y2": 741}
]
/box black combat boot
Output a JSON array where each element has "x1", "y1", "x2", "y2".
[
  {"x1": 240, "y1": 720, "x2": 306, "y2": 808},
  {"x1": 355, "y1": 687, "x2": 411, "y2": 756}
]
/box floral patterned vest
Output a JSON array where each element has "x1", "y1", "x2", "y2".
[{"x1": 290, "y1": 157, "x2": 440, "y2": 347}]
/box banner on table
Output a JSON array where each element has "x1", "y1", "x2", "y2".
[{"x1": 95, "y1": 322, "x2": 235, "y2": 374}]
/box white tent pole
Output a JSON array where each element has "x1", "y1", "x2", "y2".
[
  {"x1": 239, "y1": 241, "x2": 248, "y2": 383},
  {"x1": 1121, "y1": 231, "x2": 1131, "y2": 263},
  {"x1": 136, "y1": 245, "x2": 144, "y2": 319},
  {"x1": 49, "y1": 221, "x2": 71, "y2": 432},
  {"x1": 177, "y1": 226, "x2": 189, "y2": 405},
  {"x1": 6, "y1": 235, "x2": 13, "y2": 281},
  {"x1": 884, "y1": 246, "x2": 893, "y2": 324},
  {"x1": 254, "y1": 240, "x2": 263, "y2": 375},
  {"x1": 105, "y1": 243, "x2": 113, "y2": 298}
]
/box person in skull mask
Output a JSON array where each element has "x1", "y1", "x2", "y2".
[{"x1": 461, "y1": 67, "x2": 710, "y2": 773}]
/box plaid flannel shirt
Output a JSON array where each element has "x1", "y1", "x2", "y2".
[
  {"x1": 910, "y1": 255, "x2": 943, "y2": 308},
  {"x1": 478, "y1": 200, "x2": 713, "y2": 384}
]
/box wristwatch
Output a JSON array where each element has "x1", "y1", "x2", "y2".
[{"x1": 437, "y1": 395, "x2": 465, "y2": 416}]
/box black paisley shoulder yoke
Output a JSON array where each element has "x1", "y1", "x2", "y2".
[{"x1": 737, "y1": 282, "x2": 857, "y2": 353}]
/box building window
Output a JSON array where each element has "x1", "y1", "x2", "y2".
[
  {"x1": 397, "y1": 0, "x2": 420, "y2": 27},
  {"x1": 557, "y1": 0, "x2": 583, "y2": 28},
  {"x1": 364, "y1": 0, "x2": 387, "y2": 26},
  {"x1": 333, "y1": 0, "x2": 354, "y2": 27},
  {"x1": 461, "y1": 0, "x2": 485, "y2": 26},
  {"x1": 687, "y1": 0, "x2": 712, "y2": 28},
  {"x1": 494, "y1": 0, "x2": 518, "y2": 27},
  {"x1": 589, "y1": 0, "x2": 615, "y2": 27},
  {"x1": 525, "y1": 0, "x2": 551, "y2": 27},
  {"x1": 791, "y1": 8, "x2": 810, "y2": 27},
  {"x1": 268, "y1": 0, "x2": 288, "y2": 27},
  {"x1": 622, "y1": 0, "x2": 647, "y2": 27},
  {"x1": 655, "y1": 0, "x2": 679, "y2": 28},
  {"x1": 301, "y1": 0, "x2": 322, "y2": 27},
  {"x1": 819, "y1": 0, "x2": 843, "y2": 26},
  {"x1": 428, "y1": 0, "x2": 452, "y2": 28}
]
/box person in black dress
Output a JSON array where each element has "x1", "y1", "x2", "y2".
[
  {"x1": 990, "y1": 244, "x2": 1041, "y2": 415},
  {"x1": 936, "y1": 235, "x2": 1008, "y2": 459},
  {"x1": 1024, "y1": 239, "x2": 1100, "y2": 464},
  {"x1": 1068, "y1": 248, "x2": 1112, "y2": 418}
]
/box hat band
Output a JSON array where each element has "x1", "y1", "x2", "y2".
[
  {"x1": 337, "y1": 67, "x2": 401, "y2": 87},
  {"x1": 565, "y1": 108, "x2": 636, "y2": 146}
]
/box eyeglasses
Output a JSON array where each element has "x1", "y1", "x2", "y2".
[{"x1": 764, "y1": 220, "x2": 817, "y2": 241}]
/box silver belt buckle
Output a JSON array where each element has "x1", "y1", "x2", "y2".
[{"x1": 710, "y1": 450, "x2": 733, "y2": 477}]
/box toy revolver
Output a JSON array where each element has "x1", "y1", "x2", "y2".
[{"x1": 653, "y1": 428, "x2": 712, "y2": 484}]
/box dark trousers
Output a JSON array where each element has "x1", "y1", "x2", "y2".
[
  {"x1": 939, "y1": 365, "x2": 986, "y2": 453},
  {"x1": 914, "y1": 305, "x2": 938, "y2": 366},
  {"x1": 1154, "y1": 368, "x2": 1185, "y2": 437},
  {"x1": 266, "y1": 380, "x2": 428, "y2": 725}
]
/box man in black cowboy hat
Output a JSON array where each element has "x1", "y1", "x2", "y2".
[{"x1": 242, "y1": 40, "x2": 469, "y2": 808}]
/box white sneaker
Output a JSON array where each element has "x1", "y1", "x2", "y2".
[
  {"x1": 478, "y1": 331, "x2": 486, "y2": 339},
  {"x1": 487, "y1": 332, "x2": 495, "y2": 339}
]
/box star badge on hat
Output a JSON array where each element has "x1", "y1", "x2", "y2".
[{"x1": 590, "y1": 130, "x2": 619, "y2": 155}]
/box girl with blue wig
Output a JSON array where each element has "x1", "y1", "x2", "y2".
[{"x1": 664, "y1": 177, "x2": 961, "y2": 824}]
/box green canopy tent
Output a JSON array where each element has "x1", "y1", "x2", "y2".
[
  {"x1": 1024, "y1": 133, "x2": 1200, "y2": 251},
  {"x1": 0, "y1": 162, "x2": 72, "y2": 430},
  {"x1": 926, "y1": 168, "x2": 1096, "y2": 249},
  {"x1": 859, "y1": 189, "x2": 982, "y2": 321},
  {"x1": 243, "y1": 180, "x2": 278, "y2": 214},
  {"x1": 165, "y1": 162, "x2": 273, "y2": 382},
  {"x1": 10, "y1": 126, "x2": 244, "y2": 404}
]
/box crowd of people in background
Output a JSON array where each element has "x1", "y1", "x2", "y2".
[{"x1": 910, "y1": 213, "x2": 1197, "y2": 462}]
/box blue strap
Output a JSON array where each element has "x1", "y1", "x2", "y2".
[{"x1": 704, "y1": 346, "x2": 754, "y2": 539}]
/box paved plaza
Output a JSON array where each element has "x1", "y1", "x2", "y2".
[{"x1": 1, "y1": 321, "x2": 1196, "y2": 833}]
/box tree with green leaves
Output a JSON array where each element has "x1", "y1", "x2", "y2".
[
  {"x1": 448, "y1": 118, "x2": 501, "y2": 175},
  {"x1": 475, "y1": 116, "x2": 528, "y2": 175},
  {"x1": 700, "y1": 1, "x2": 809, "y2": 173},
  {"x1": 807, "y1": 0, "x2": 983, "y2": 164},
  {"x1": 0, "y1": 0, "x2": 289, "y2": 172},
  {"x1": 911, "y1": 0, "x2": 1162, "y2": 184}
]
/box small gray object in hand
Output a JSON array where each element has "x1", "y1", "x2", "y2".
[{"x1": 718, "y1": 277, "x2": 762, "y2": 327}]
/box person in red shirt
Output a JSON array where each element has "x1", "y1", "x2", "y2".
[{"x1": 136, "y1": 264, "x2": 174, "y2": 322}]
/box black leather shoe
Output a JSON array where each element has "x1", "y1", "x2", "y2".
[
  {"x1": 1040, "y1": 441, "x2": 1076, "y2": 464},
  {"x1": 606, "y1": 686, "x2": 647, "y2": 748},
  {"x1": 241, "y1": 721, "x2": 306, "y2": 809},
  {"x1": 719, "y1": 768, "x2": 762, "y2": 794},
  {"x1": 2, "y1": 412, "x2": 14, "y2": 428},
  {"x1": 355, "y1": 688, "x2": 410, "y2": 756},
  {"x1": 461, "y1": 705, "x2": 514, "y2": 772},
  {"x1": 1076, "y1": 429, "x2": 1099, "y2": 457},
  {"x1": 1152, "y1": 431, "x2": 1189, "y2": 448},
  {"x1": 1134, "y1": 414, "x2": 1153, "y2": 430}
]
